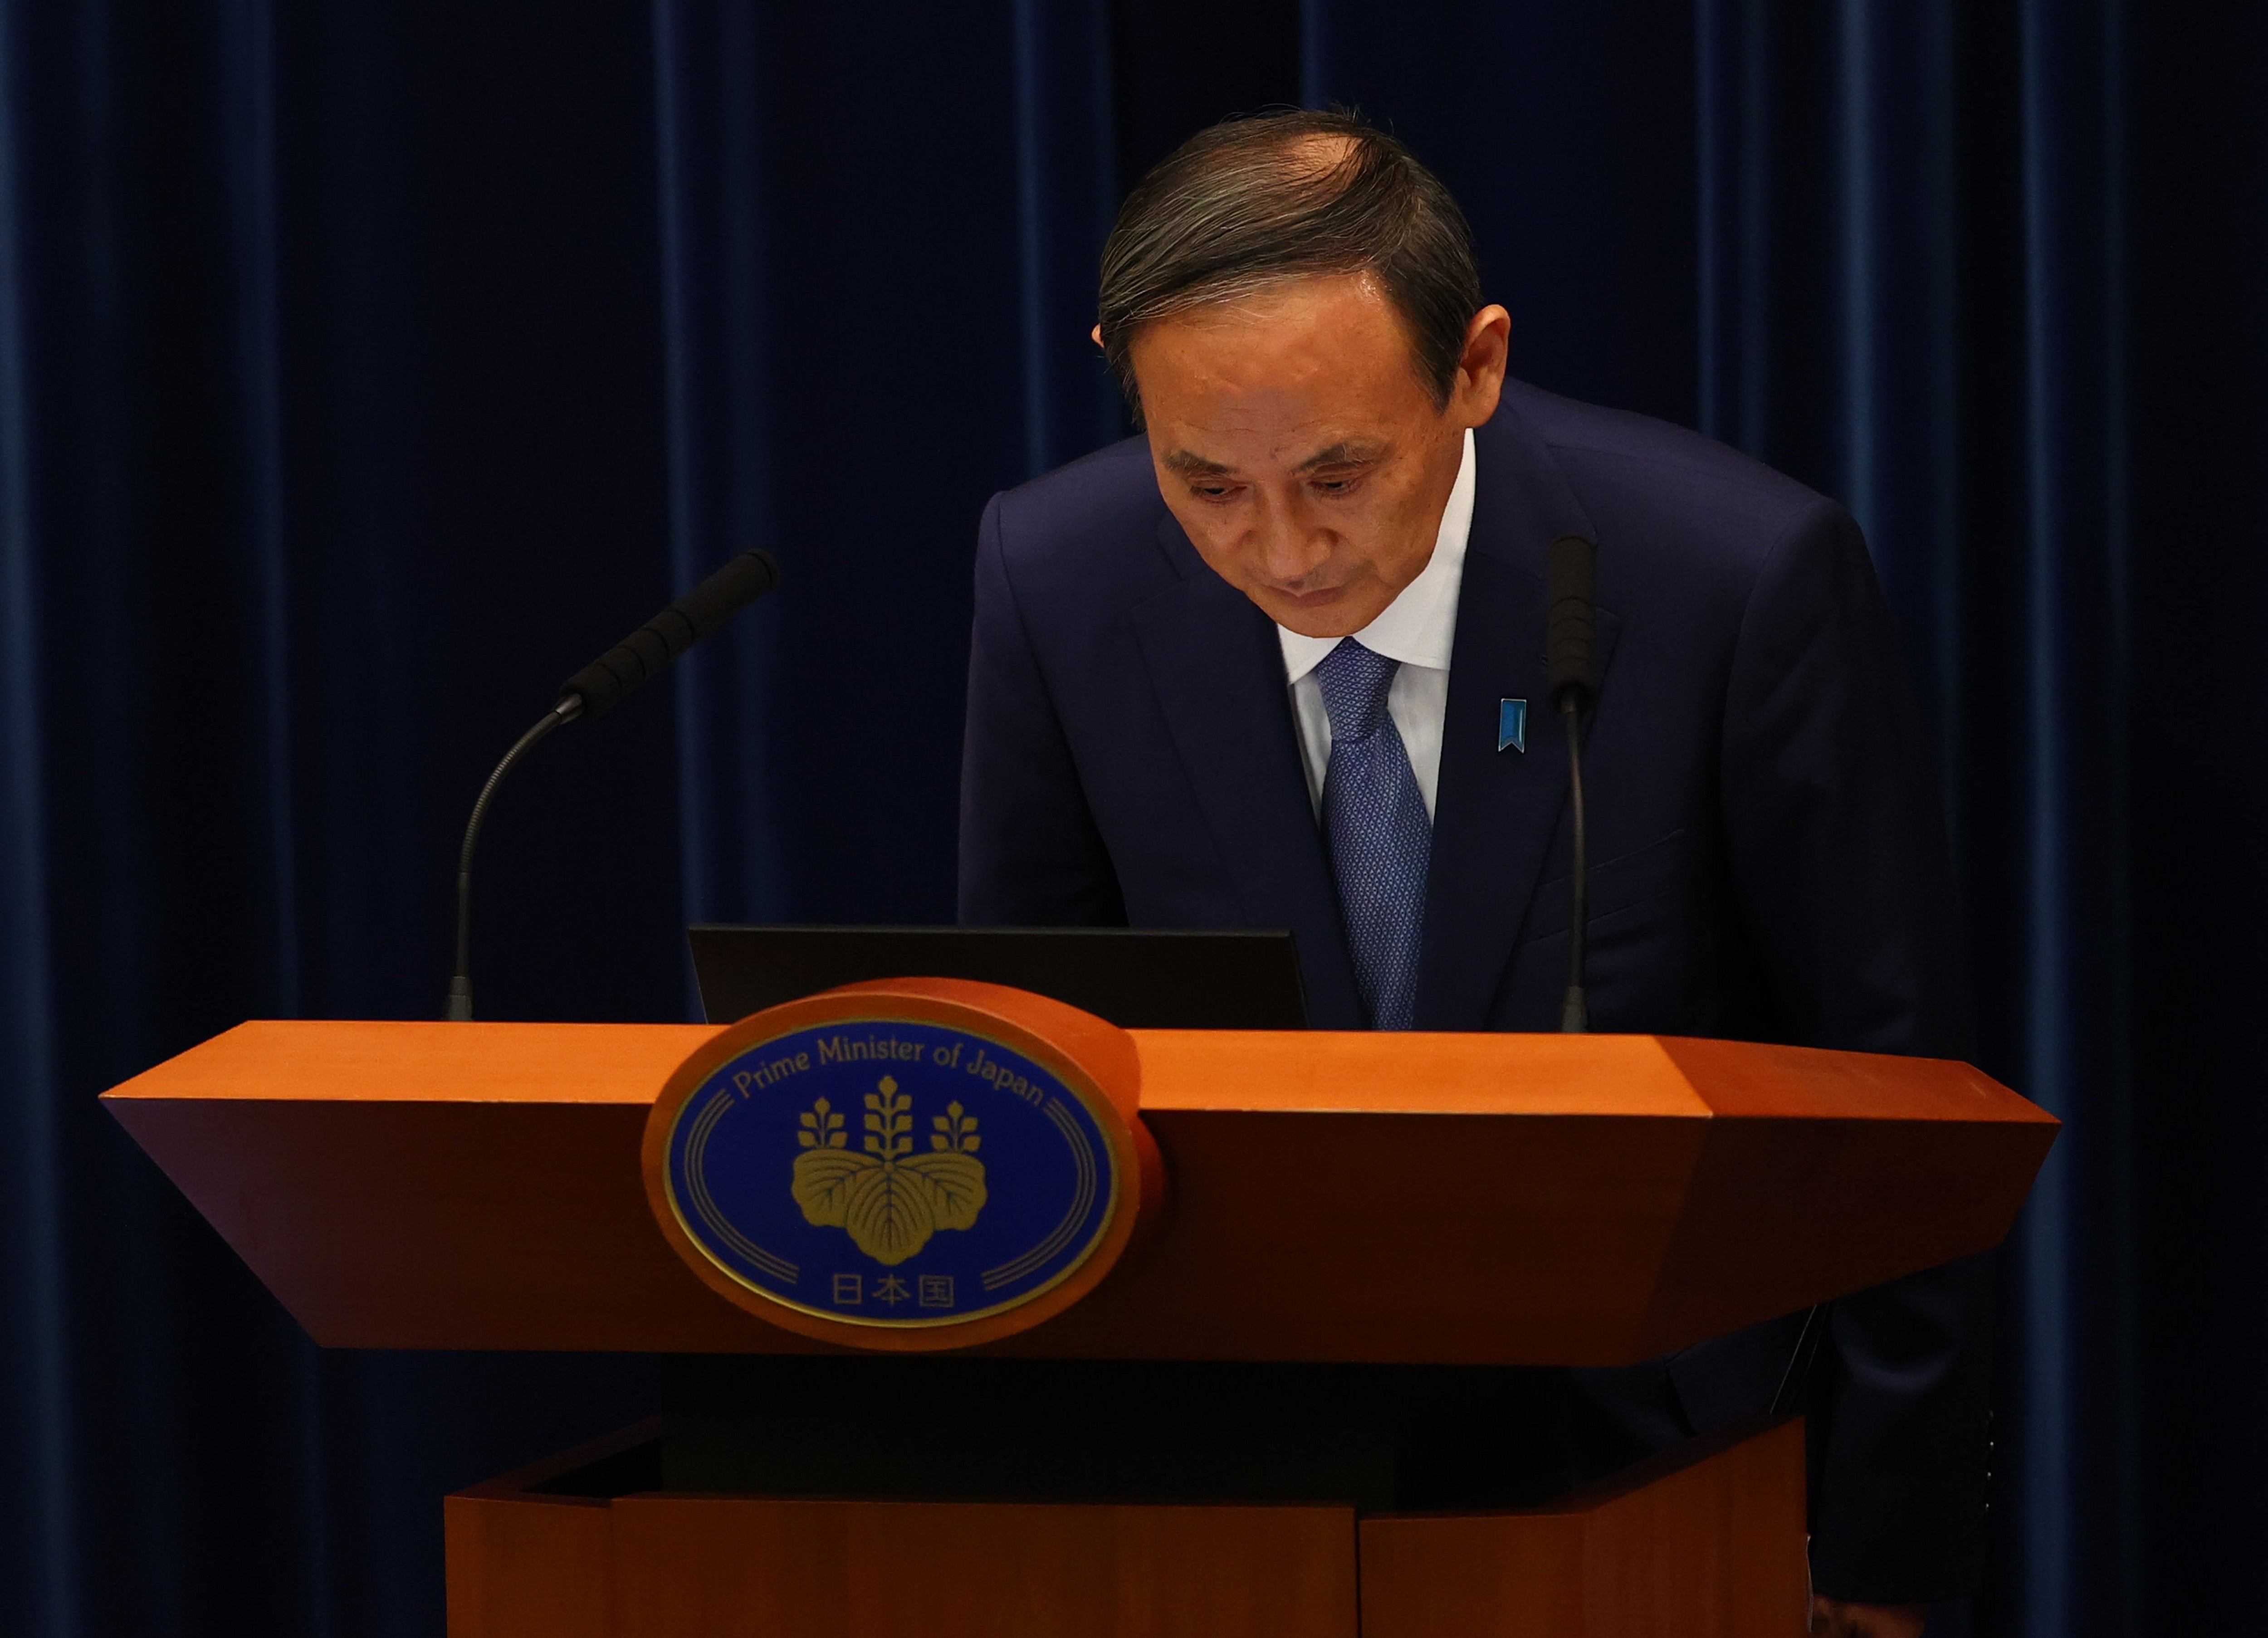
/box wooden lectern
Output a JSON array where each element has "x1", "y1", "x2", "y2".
[{"x1": 103, "y1": 1015, "x2": 2053, "y2": 1637}]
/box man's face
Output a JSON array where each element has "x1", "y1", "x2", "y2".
[{"x1": 1126, "y1": 273, "x2": 1509, "y2": 638}]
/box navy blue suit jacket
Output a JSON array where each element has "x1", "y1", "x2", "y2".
[{"x1": 958, "y1": 380, "x2": 1988, "y2": 1602}]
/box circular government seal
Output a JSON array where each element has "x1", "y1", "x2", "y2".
[{"x1": 642, "y1": 978, "x2": 1160, "y2": 1348}]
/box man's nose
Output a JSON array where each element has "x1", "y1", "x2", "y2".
[{"x1": 1251, "y1": 495, "x2": 1329, "y2": 584}]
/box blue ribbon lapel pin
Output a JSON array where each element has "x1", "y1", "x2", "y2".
[{"x1": 1498, "y1": 698, "x2": 1528, "y2": 753}]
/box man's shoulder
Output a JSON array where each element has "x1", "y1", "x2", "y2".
[
  {"x1": 978, "y1": 435, "x2": 1187, "y2": 629},
  {"x1": 989, "y1": 434, "x2": 1168, "y2": 558},
  {"x1": 1497, "y1": 380, "x2": 1836, "y2": 548}
]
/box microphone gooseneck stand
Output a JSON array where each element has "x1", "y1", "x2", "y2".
[
  {"x1": 1558, "y1": 692, "x2": 1590, "y2": 1033},
  {"x1": 445, "y1": 697, "x2": 583, "y2": 1021},
  {"x1": 1545, "y1": 535, "x2": 1598, "y2": 1034},
  {"x1": 444, "y1": 547, "x2": 779, "y2": 1021}
]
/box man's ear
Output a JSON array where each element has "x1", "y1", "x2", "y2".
[
  {"x1": 1453, "y1": 305, "x2": 1511, "y2": 428},
  {"x1": 1091, "y1": 324, "x2": 1105, "y2": 350}
]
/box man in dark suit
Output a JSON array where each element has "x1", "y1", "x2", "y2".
[{"x1": 958, "y1": 110, "x2": 1984, "y2": 1638}]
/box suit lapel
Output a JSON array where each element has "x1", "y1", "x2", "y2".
[
  {"x1": 1129, "y1": 519, "x2": 1365, "y2": 1028},
  {"x1": 1415, "y1": 408, "x2": 1620, "y2": 1030}
]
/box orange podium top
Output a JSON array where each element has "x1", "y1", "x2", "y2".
[{"x1": 102, "y1": 1019, "x2": 2053, "y2": 1366}]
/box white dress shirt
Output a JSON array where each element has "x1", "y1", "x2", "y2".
[{"x1": 1276, "y1": 427, "x2": 1476, "y2": 820}]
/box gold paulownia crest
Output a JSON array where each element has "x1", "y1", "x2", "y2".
[{"x1": 791, "y1": 1076, "x2": 987, "y2": 1266}]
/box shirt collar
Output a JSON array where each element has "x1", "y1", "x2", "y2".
[{"x1": 1276, "y1": 426, "x2": 1476, "y2": 684}]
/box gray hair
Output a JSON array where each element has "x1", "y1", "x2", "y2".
[{"x1": 1097, "y1": 109, "x2": 1482, "y2": 420}]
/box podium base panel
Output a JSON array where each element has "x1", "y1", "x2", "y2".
[
  {"x1": 1363, "y1": 1416, "x2": 1809, "y2": 1638},
  {"x1": 446, "y1": 1417, "x2": 1802, "y2": 1638}
]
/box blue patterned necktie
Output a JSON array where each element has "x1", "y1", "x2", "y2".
[{"x1": 1314, "y1": 638, "x2": 1432, "y2": 1029}]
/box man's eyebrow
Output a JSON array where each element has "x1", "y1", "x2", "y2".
[
  {"x1": 1295, "y1": 441, "x2": 1384, "y2": 471},
  {"x1": 1163, "y1": 441, "x2": 1386, "y2": 477}
]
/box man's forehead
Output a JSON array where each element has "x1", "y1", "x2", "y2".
[{"x1": 1160, "y1": 437, "x2": 1389, "y2": 476}]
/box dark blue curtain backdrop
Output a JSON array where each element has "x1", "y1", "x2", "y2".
[{"x1": 0, "y1": 1, "x2": 2257, "y2": 1633}]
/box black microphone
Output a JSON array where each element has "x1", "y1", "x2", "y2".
[
  {"x1": 1546, "y1": 535, "x2": 1598, "y2": 1033},
  {"x1": 445, "y1": 549, "x2": 781, "y2": 1020},
  {"x1": 561, "y1": 548, "x2": 779, "y2": 719}
]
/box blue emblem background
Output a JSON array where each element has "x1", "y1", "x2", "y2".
[{"x1": 664, "y1": 1019, "x2": 1118, "y2": 1325}]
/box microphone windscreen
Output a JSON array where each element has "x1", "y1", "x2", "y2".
[
  {"x1": 1545, "y1": 535, "x2": 1597, "y2": 706},
  {"x1": 673, "y1": 548, "x2": 780, "y2": 643},
  {"x1": 561, "y1": 548, "x2": 779, "y2": 718}
]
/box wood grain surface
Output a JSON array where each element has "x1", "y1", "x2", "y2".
[
  {"x1": 102, "y1": 1019, "x2": 2055, "y2": 1363},
  {"x1": 443, "y1": 1416, "x2": 1802, "y2": 1638},
  {"x1": 1360, "y1": 1416, "x2": 1809, "y2": 1638},
  {"x1": 442, "y1": 1424, "x2": 1356, "y2": 1638},
  {"x1": 444, "y1": 1423, "x2": 650, "y2": 1638},
  {"x1": 609, "y1": 1496, "x2": 1355, "y2": 1638}
]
